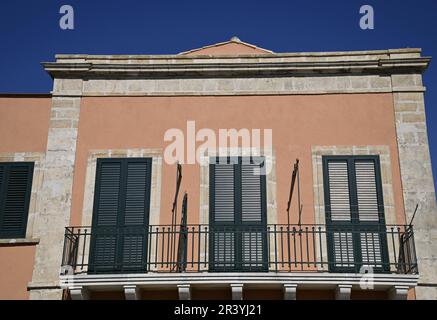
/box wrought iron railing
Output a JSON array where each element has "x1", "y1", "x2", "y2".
[{"x1": 60, "y1": 224, "x2": 418, "y2": 275}]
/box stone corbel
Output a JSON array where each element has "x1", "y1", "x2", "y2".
[
  {"x1": 389, "y1": 286, "x2": 409, "y2": 300},
  {"x1": 230, "y1": 284, "x2": 244, "y2": 300},
  {"x1": 335, "y1": 284, "x2": 352, "y2": 300},
  {"x1": 124, "y1": 285, "x2": 141, "y2": 300},
  {"x1": 177, "y1": 284, "x2": 191, "y2": 300},
  {"x1": 70, "y1": 286, "x2": 90, "y2": 300},
  {"x1": 283, "y1": 284, "x2": 298, "y2": 300}
]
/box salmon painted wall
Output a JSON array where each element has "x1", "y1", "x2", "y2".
[
  {"x1": 0, "y1": 97, "x2": 51, "y2": 153},
  {"x1": 0, "y1": 96, "x2": 51, "y2": 299},
  {"x1": 70, "y1": 93, "x2": 406, "y2": 227},
  {"x1": 0, "y1": 245, "x2": 37, "y2": 299}
]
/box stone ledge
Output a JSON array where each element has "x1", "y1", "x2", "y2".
[{"x1": 0, "y1": 238, "x2": 40, "y2": 246}]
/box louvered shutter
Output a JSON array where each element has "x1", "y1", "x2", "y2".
[
  {"x1": 323, "y1": 156, "x2": 388, "y2": 272},
  {"x1": 241, "y1": 159, "x2": 266, "y2": 269},
  {"x1": 122, "y1": 160, "x2": 151, "y2": 270},
  {"x1": 0, "y1": 163, "x2": 34, "y2": 239},
  {"x1": 210, "y1": 159, "x2": 236, "y2": 269},
  {"x1": 210, "y1": 157, "x2": 267, "y2": 271},
  {"x1": 241, "y1": 162, "x2": 263, "y2": 223},
  {"x1": 91, "y1": 160, "x2": 122, "y2": 272},
  {"x1": 355, "y1": 159, "x2": 385, "y2": 268},
  {"x1": 213, "y1": 162, "x2": 235, "y2": 223},
  {"x1": 327, "y1": 161, "x2": 351, "y2": 222},
  {"x1": 325, "y1": 159, "x2": 355, "y2": 269},
  {"x1": 90, "y1": 158, "x2": 152, "y2": 273},
  {"x1": 355, "y1": 160, "x2": 380, "y2": 222}
]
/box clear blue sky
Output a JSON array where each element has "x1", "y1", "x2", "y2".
[{"x1": 0, "y1": 0, "x2": 436, "y2": 195}]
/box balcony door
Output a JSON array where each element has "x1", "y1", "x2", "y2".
[
  {"x1": 209, "y1": 156, "x2": 268, "y2": 272},
  {"x1": 323, "y1": 155, "x2": 390, "y2": 273},
  {"x1": 88, "y1": 158, "x2": 152, "y2": 273}
]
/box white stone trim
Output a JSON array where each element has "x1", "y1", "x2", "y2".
[
  {"x1": 392, "y1": 87, "x2": 437, "y2": 299},
  {"x1": 81, "y1": 148, "x2": 163, "y2": 227}
]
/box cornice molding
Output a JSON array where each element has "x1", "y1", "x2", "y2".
[{"x1": 42, "y1": 51, "x2": 431, "y2": 79}]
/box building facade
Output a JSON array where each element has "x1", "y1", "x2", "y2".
[{"x1": 0, "y1": 38, "x2": 436, "y2": 300}]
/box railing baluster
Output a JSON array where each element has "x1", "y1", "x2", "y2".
[
  {"x1": 147, "y1": 225, "x2": 152, "y2": 272},
  {"x1": 293, "y1": 227, "x2": 297, "y2": 268},
  {"x1": 197, "y1": 225, "x2": 201, "y2": 272},
  {"x1": 397, "y1": 226, "x2": 404, "y2": 273},
  {"x1": 81, "y1": 228, "x2": 87, "y2": 271},
  {"x1": 319, "y1": 226, "x2": 324, "y2": 269},
  {"x1": 274, "y1": 225, "x2": 278, "y2": 272},
  {"x1": 391, "y1": 227, "x2": 397, "y2": 269},
  {"x1": 312, "y1": 226, "x2": 316, "y2": 268},
  {"x1": 305, "y1": 226, "x2": 310, "y2": 268},
  {"x1": 191, "y1": 226, "x2": 195, "y2": 269},
  {"x1": 280, "y1": 226, "x2": 284, "y2": 269},
  {"x1": 204, "y1": 226, "x2": 208, "y2": 268},
  {"x1": 299, "y1": 227, "x2": 303, "y2": 271},
  {"x1": 287, "y1": 225, "x2": 291, "y2": 271},
  {"x1": 266, "y1": 226, "x2": 271, "y2": 271}
]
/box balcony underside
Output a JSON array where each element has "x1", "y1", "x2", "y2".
[{"x1": 61, "y1": 272, "x2": 419, "y2": 300}]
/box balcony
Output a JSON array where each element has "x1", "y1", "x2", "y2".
[
  {"x1": 62, "y1": 224, "x2": 417, "y2": 275},
  {"x1": 60, "y1": 223, "x2": 418, "y2": 299}
]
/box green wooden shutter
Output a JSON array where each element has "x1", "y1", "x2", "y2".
[
  {"x1": 323, "y1": 156, "x2": 389, "y2": 273},
  {"x1": 89, "y1": 158, "x2": 152, "y2": 273},
  {"x1": 355, "y1": 159, "x2": 386, "y2": 268},
  {"x1": 90, "y1": 160, "x2": 122, "y2": 272},
  {"x1": 240, "y1": 158, "x2": 267, "y2": 270},
  {"x1": 122, "y1": 160, "x2": 151, "y2": 271},
  {"x1": 0, "y1": 163, "x2": 34, "y2": 239},
  {"x1": 325, "y1": 159, "x2": 356, "y2": 269},
  {"x1": 210, "y1": 158, "x2": 236, "y2": 270},
  {"x1": 209, "y1": 157, "x2": 267, "y2": 271}
]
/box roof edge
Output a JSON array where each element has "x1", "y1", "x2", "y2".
[{"x1": 53, "y1": 48, "x2": 423, "y2": 60}]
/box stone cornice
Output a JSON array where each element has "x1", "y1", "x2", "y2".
[{"x1": 42, "y1": 48, "x2": 431, "y2": 79}]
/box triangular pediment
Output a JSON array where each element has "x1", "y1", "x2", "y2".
[{"x1": 179, "y1": 37, "x2": 273, "y2": 56}]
